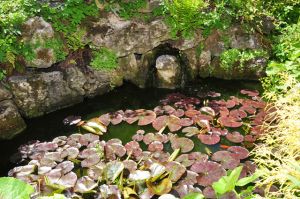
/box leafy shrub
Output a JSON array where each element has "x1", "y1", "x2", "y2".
[
  {"x1": 90, "y1": 48, "x2": 118, "y2": 70},
  {"x1": 252, "y1": 76, "x2": 300, "y2": 198},
  {"x1": 66, "y1": 28, "x2": 87, "y2": 51},
  {"x1": 220, "y1": 49, "x2": 268, "y2": 70},
  {"x1": 0, "y1": 177, "x2": 34, "y2": 199},
  {"x1": 163, "y1": 0, "x2": 209, "y2": 38},
  {"x1": 118, "y1": 0, "x2": 147, "y2": 20},
  {"x1": 263, "y1": 20, "x2": 300, "y2": 96}
]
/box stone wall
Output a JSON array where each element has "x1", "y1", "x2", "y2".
[{"x1": 0, "y1": 12, "x2": 272, "y2": 139}]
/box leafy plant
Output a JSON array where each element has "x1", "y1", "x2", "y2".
[
  {"x1": 0, "y1": 177, "x2": 34, "y2": 199},
  {"x1": 118, "y1": 0, "x2": 147, "y2": 20},
  {"x1": 90, "y1": 48, "x2": 118, "y2": 70},
  {"x1": 212, "y1": 166, "x2": 261, "y2": 197},
  {"x1": 183, "y1": 192, "x2": 205, "y2": 199},
  {"x1": 38, "y1": 194, "x2": 67, "y2": 199},
  {"x1": 253, "y1": 76, "x2": 300, "y2": 198},
  {"x1": 66, "y1": 28, "x2": 87, "y2": 51},
  {"x1": 220, "y1": 49, "x2": 268, "y2": 71},
  {"x1": 163, "y1": 0, "x2": 209, "y2": 38}
]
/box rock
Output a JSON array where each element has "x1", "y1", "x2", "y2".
[
  {"x1": 0, "y1": 100, "x2": 26, "y2": 139},
  {"x1": 155, "y1": 55, "x2": 181, "y2": 89},
  {"x1": 22, "y1": 17, "x2": 57, "y2": 68},
  {"x1": 85, "y1": 13, "x2": 170, "y2": 57},
  {"x1": 8, "y1": 67, "x2": 122, "y2": 118},
  {"x1": 0, "y1": 84, "x2": 12, "y2": 101}
]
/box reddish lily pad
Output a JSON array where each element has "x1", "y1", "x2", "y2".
[
  {"x1": 219, "y1": 107, "x2": 230, "y2": 117},
  {"x1": 163, "y1": 105, "x2": 176, "y2": 114},
  {"x1": 170, "y1": 137, "x2": 194, "y2": 153},
  {"x1": 211, "y1": 151, "x2": 240, "y2": 170},
  {"x1": 225, "y1": 100, "x2": 236, "y2": 108},
  {"x1": 244, "y1": 134, "x2": 257, "y2": 143},
  {"x1": 207, "y1": 91, "x2": 221, "y2": 98},
  {"x1": 211, "y1": 127, "x2": 228, "y2": 136},
  {"x1": 105, "y1": 139, "x2": 126, "y2": 160},
  {"x1": 188, "y1": 152, "x2": 209, "y2": 162},
  {"x1": 191, "y1": 161, "x2": 226, "y2": 186},
  {"x1": 227, "y1": 146, "x2": 249, "y2": 160},
  {"x1": 180, "y1": 118, "x2": 194, "y2": 127},
  {"x1": 175, "y1": 154, "x2": 194, "y2": 167},
  {"x1": 124, "y1": 141, "x2": 143, "y2": 158},
  {"x1": 152, "y1": 115, "x2": 182, "y2": 132},
  {"x1": 226, "y1": 131, "x2": 244, "y2": 143},
  {"x1": 123, "y1": 110, "x2": 139, "y2": 124},
  {"x1": 136, "y1": 109, "x2": 157, "y2": 126},
  {"x1": 239, "y1": 105, "x2": 256, "y2": 115},
  {"x1": 56, "y1": 161, "x2": 74, "y2": 174},
  {"x1": 198, "y1": 133, "x2": 220, "y2": 145},
  {"x1": 166, "y1": 161, "x2": 186, "y2": 182},
  {"x1": 99, "y1": 110, "x2": 124, "y2": 126},
  {"x1": 185, "y1": 110, "x2": 201, "y2": 118},
  {"x1": 143, "y1": 133, "x2": 166, "y2": 145},
  {"x1": 173, "y1": 109, "x2": 185, "y2": 117},
  {"x1": 230, "y1": 109, "x2": 247, "y2": 119},
  {"x1": 178, "y1": 170, "x2": 198, "y2": 186},
  {"x1": 203, "y1": 186, "x2": 216, "y2": 198},
  {"x1": 218, "y1": 116, "x2": 243, "y2": 128},
  {"x1": 241, "y1": 89, "x2": 259, "y2": 97},
  {"x1": 148, "y1": 141, "x2": 164, "y2": 152},
  {"x1": 240, "y1": 161, "x2": 257, "y2": 179},
  {"x1": 123, "y1": 159, "x2": 137, "y2": 172},
  {"x1": 132, "y1": 134, "x2": 144, "y2": 142}
]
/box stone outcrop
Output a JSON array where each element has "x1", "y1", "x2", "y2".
[
  {"x1": 155, "y1": 55, "x2": 181, "y2": 89},
  {"x1": 8, "y1": 67, "x2": 122, "y2": 118},
  {"x1": 0, "y1": 85, "x2": 26, "y2": 139},
  {"x1": 22, "y1": 17, "x2": 57, "y2": 68}
]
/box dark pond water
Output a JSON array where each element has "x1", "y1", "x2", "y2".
[{"x1": 0, "y1": 78, "x2": 262, "y2": 176}]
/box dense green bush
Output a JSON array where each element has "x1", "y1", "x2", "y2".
[
  {"x1": 90, "y1": 48, "x2": 118, "y2": 70},
  {"x1": 220, "y1": 49, "x2": 268, "y2": 71}
]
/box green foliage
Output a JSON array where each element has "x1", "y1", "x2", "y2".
[
  {"x1": 182, "y1": 192, "x2": 205, "y2": 199},
  {"x1": 90, "y1": 48, "x2": 118, "y2": 70},
  {"x1": 42, "y1": 0, "x2": 98, "y2": 34},
  {"x1": 212, "y1": 166, "x2": 261, "y2": 197},
  {"x1": 38, "y1": 194, "x2": 67, "y2": 199},
  {"x1": 0, "y1": 177, "x2": 34, "y2": 199},
  {"x1": 220, "y1": 49, "x2": 268, "y2": 70},
  {"x1": 45, "y1": 38, "x2": 68, "y2": 62},
  {"x1": 66, "y1": 28, "x2": 87, "y2": 51},
  {"x1": 263, "y1": 20, "x2": 300, "y2": 96},
  {"x1": 163, "y1": 0, "x2": 209, "y2": 38},
  {"x1": 118, "y1": 0, "x2": 147, "y2": 20},
  {"x1": 0, "y1": 69, "x2": 7, "y2": 81}
]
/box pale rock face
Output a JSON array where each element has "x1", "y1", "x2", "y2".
[
  {"x1": 22, "y1": 17, "x2": 57, "y2": 68},
  {"x1": 155, "y1": 55, "x2": 181, "y2": 89},
  {"x1": 0, "y1": 100, "x2": 26, "y2": 139}
]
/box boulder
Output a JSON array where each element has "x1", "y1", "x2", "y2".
[
  {"x1": 0, "y1": 100, "x2": 26, "y2": 139},
  {"x1": 8, "y1": 67, "x2": 122, "y2": 118},
  {"x1": 155, "y1": 55, "x2": 181, "y2": 89},
  {"x1": 0, "y1": 84, "x2": 12, "y2": 101},
  {"x1": 22, "y1": 17, "x2": 57, "y2": 68}
]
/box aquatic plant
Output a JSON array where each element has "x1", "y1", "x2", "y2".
[{"x1": 8, "y1": 89, "x2": 268, "y2": 198}]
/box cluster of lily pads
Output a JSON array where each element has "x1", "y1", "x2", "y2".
[{"x1": 8, "y1": 89, "x2": 267, "y2": 198}]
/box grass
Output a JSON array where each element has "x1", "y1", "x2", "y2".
[{"x1": 252, "y1": 75, "x2": 300, "y2": 198}]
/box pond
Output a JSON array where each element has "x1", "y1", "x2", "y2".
[{"x1": 0, "y1": 78, "x2": 263, "y2": 197}]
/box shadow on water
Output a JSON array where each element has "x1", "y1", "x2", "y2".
[{"x1": 0, "y1": 78, "x2": 262, "y2": 176}]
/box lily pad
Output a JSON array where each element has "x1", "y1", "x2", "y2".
[
  {"x1": 227, "y1": 146, "x2": 249, "y2": 160},
  {"x1": 211, "y1": 151, "x2": 240, "y2": 170},
  {"x1": 105, "y1": 139, "x2": 126, "y2": 160},
  {"x1": 128, "y1": 170, "x2": 151, "y2": 181},
  {"x1": 56, "y1": 161, "x2": 74, "y2": 174},
  {"x1": 185, "y1": 110, "x2": 201, "y2": 118},
  {"x1": 188, "y1": 152, "x2": 209, "y2": 162},
  {"x1": 147, "y1": 178, "x2": 172, "y2": 196},
  {"x1": 190, "y1": 161, "x2": 226, "y2": 186},
  {"x1": 148, "y1": 141, "x2": 164, "y2": 152},
  {"x1": 225, "y1": 131, "x2": 244, "y2": 143},
  {"x1": 137, "y1": 109, "x2": 157, "y2": 126},
  {"x1": 74, "y1": 176, "x2": 97, "y2": 193},
  {"x1": 211, "y1": 127, "x2": 228, "y2": 136},
  {"x1": 200, "y1": 107, "x2": 216, "y2": 117},
  {"x1": 218, "y1": 116, "x2": 243, "y2": 128},
  {"x1": 125, "y1": 141, "x2": 143, "y2": 157},
  {"x1": 198, "y1": 133, "x2": 220, "y2": 145},
  {"x1": 99, "y1": 110, "x2": 124, "y2": 126},
  {"x1": 105, "y1": 161, "x2": 124, "y2": 182},
  {"x1": 240, "y1": 89, "x2": 259, "y2": 97},
  {"x1": 182, "y1": 127, "x2": 200, "y2": 137},
  {"x1": 170, "y1": 137, "x2": 194, "y2": 153},
  {"x1": 152, "y1": 115, "x2": 182, "y2": 132},
  {"x1": 174, "y1": 185, "x2": 202, "y2": 198},
  {"x1": 229, "y1": 109, "x2": 247, "y2": 119},
  {"x1": 166, "y1": 161, "x2": 186, "y2": 182},
  {"x1": 180, "y1": 118, "x2": 194, "y2": 127},
  {"x1": 202, "y1": 186, "x2": 216, "y2": 199},
  {"x1": 175, "y1": 154, "x2": 195, "y2": 167},
  {"x1": 178, "y1": 170, "x2": 198, "y2": 186},
  {"x1": 63, "y1": 116, "x2": 81, "y2": 125},
  {"x1": 124, "y1": 110, "x2": 139, "y2": 124}
]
